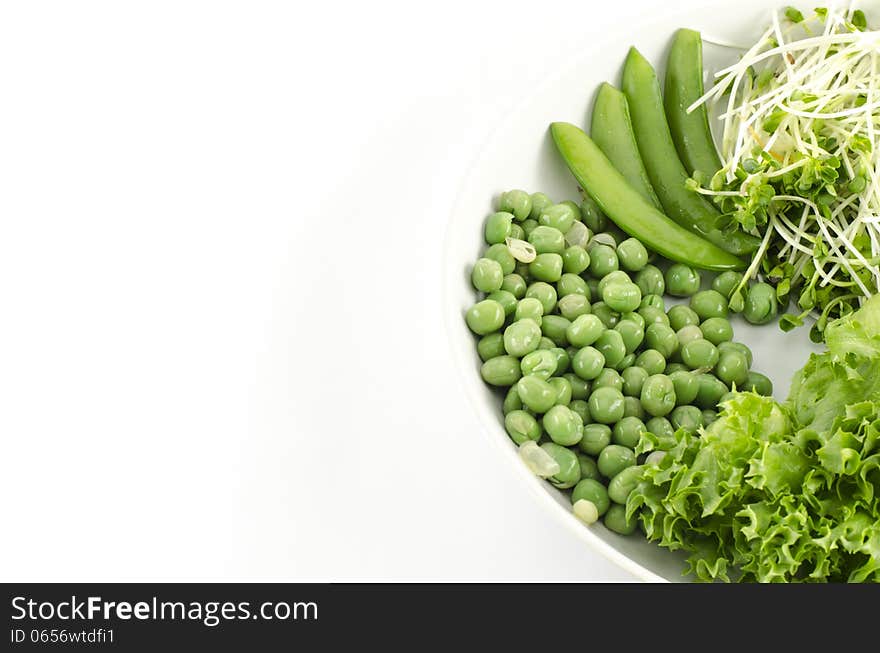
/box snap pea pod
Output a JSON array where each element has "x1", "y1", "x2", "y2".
[
  {"x1": 549, "y1": 122, "x2": 745, "y2": 271},
  {"x1": 665, "y1": 29, "x2": 722, "y2": 181},
  {"x1": 621, "y1": 47, "x2": 760, "y2": 258},
  {"x1": 591, "y1": 83, "x2": 661, "y2": 209}
]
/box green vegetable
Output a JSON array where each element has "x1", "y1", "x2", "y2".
[
  {"x1": 630, "y1": 295, "x2": 880, "y2": 582},
  {"x1": 466, "y1": 299, "x2": 505, "y2": 335},
  {"x1": 665, "y1": 263, "x2": 701, "y2": 297},
  {"x1": 549, "y1": 122, "x2": 747, "y2": 271},
  {"x1": 499, "y1": 190, "x2": 532, "y2": 221},
  {"x1": 621, "y1": 47, "x2": 760, "y2": 257},
  {"x1": 591, "y1": 82, "x2": 661, "y2": 208},
  {"x1": 664, "y1": 29, "x2": 722, "y2": 181}
]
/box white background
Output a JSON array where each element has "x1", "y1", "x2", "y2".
[{"x1": 0, "y1": 0, "x2": 712, "y2": 581}]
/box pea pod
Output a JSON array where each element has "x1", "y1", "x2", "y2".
[
  {"x1": 665, "y1": 29, "x2": 723, "y2": 181},
  {"x1": 549, "y1": 121, "x2": 745, "y2": 271},
  {"x1": 591, "y1": 83, "x2": 661, "y2": 209},
  {"x1": 621, "y1": 47, "x2": 760, "y2": 258}
]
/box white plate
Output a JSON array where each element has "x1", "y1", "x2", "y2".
[{"x1": 443, "y1": 0, "x2": 826, "y2": 581}]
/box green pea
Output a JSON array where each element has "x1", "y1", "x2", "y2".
[
  {"x1": 525, "y1": 282, "x2": 557, "y2": 314},
  {"x1": 557, "y1": 273, "x2": 588, "y2": 298},
  {"x1": 466, "y1": 299, "x2": 505, "y2": 335},
  {"x1": 676, "y1": 325, "x2": 704, "y2": 350},
  {"x1": 538, "y1": 203, "x2": 578, "y2": 233},
  {"x1": 667, "y1": 305, "x2": 700, "y2": 331},
  {"x1": 614, "y1": 319, "x2": 644, "y2": 354},
  {"x1": 498, "y1": 189, "x2": 532, "y2": 221},
  {"x1": 564, "y1": 373, "x2": 591, "y2": 400},
  {"x1": 645, "y1": 416, "x2": 674, "y2": 439},
  {"x1": 573, "y1": 478, "x2": 610, "y2": 516},
  {"x1": 619, "y1": 311, "x2": 645, "y2": 329},
  {"x1": 702, "y1": 409, "x2": 718, "y2": 426},
  {"x1": 508, "y1": 224, "x2": 524, "y2": 240},
  {"x1": 565, "y1": 314, "x2": 603, "y2": 348},
  {"x1": 588, "y1": 387, "x2": 625, "y2": 424},
  {"x1": 634, "y1": 264, "x2": 665, "y2": 296},
  {"x1": 593, "y1": 368, "x2": 623, "y2": 392},
  {"x1": 572, "y1": 346, "x2": 605, "y2": 380},
  {"x1": 621, "y1": 366, "x2": 649, "y2": 397},
  {"x1": 690, "y1": 289, "x2": 729, "y2": 320},
  {"x1": 569, "y1": 399, "x2": 591, "y2": 423},
  {"x1": 608, "y1": 465, "x2": 643, "y2": 504},
  {"x1": 485, "y1": 211, "x2": 513, "y2": 244},
  {"x1": 580, "y1": 195, "x2": 608, "y2": 232},
  {"x1": 712, "y1": 271, "x2": 744, "y2": 298},
  {"x1": 597, "y1": 444, "x2": 636, "y2": 478},
  {"x1": 639, "y1": 294, "x2": 665, "y2": 311},
  {"x1": 549, "y1": 377, "x2": 572, "y2": 406},
  {"x1": 591, "y1": 302, "x2": 619, "y2": 329},
  {"x1": 586, "y1": 278, "x2": 600, "y2": 301},
  {"x1": 594, "y1": 330, "x2": 627, "y2": 368},
  {"x1": 669, "y1": 370, "x2": 699, "y2": 406},
  {"x1": 616, "y1": 238, "x2": 649, "y2": 272},
  {"x1": 538, "y1": 336, "x2": 555, "y2": 350},
  {"x1": 641, "y1": 374, "x2": 676, "y2": 417},
  {"x1": 540, "y1": 442, "x2": 581, "y2": 489},
  {"x1": 558, "y1": 294, "x2": 592, "y2": 320},
  {"x1": 543, "y1": 405, "x2": 583, "y2": 446},
  {"x1": 579, "y1": 423, "x2": 611, "y2": 455},
  {"x1": 478, "y1": 333, "x2": 505, "y2": 362},
  {"x1": 597, "y1": 270, "x2": 631, "y2": 296},
  {"x1": 645, "y1": 323, "x2": 679, "y2": 359},
  {"x1": 521, "y1": 219, "x2": 539, "y2": 238},
  {"x1": 516, "y1": 375, "x2": 557, "y2": 413},
  {"x1": 520, "y1": 349, "x2": 557, "y2": 380},
  {"x1": 718, "y1": 341, "x2": 753, "y2": 368},
  {"x1": 715, "y1": 351, "x2": 750, "y2": 387},
  {"x1": 541, "y1": 315, "x2": 571, "y2": 346},
  {"x1": 529, "y1": 253, "x2": 563, "y2": 283},
  {"x1": 622, "y1": 396, "x2": 645, "y2": 420},
  {"x1": 612, "y1": 416, "x2": 646, "y2": 448},
  {"x1": 744, "y1": 371, "x2": 773, "y2": 396},
  {"x1": 681, "y1": 338, "x2": 719, "y2": 370},
  {"x1": 552, "y1": 348, "x2": 571, "y2": 375},
  {"x1": 501, "y1": 273, "x2": 527, "y2": 299},
  {"x1": 664, "y1": 362, "x2": 689, "y2": 375},
  {"x1": 743, "y1": 282, "x2": 778, "y2": 325},
  {"x1": 562, "y1": 245, "x2": 590, "y2": 274},
  {"x1": 486, "y1": 290, "x2": 517, "y2": 316},
  {"x1": 471, "y1": 258, "x2": 504, "y2": 292},
  {"x1": 634, "y1": 349, "x2": 666, "y2": 375},
  {"x1": 694, "y1": 374, "x2": 728, "y2": 409},
  {"x1": 670, "y1": 405, "x2": 703, "y2": 434},
  {"x1": 505, "y1": 410, "x2": 542, "y2": 444},
  {"x1": 529, "y1": 192, "x2": 553, "y2": 220},
  {"x1": 514, "y1": 261, "x2": 531, "y2": 278},
  {"x1": 638, "y1": 305, "x2": 670, "y2": 327},
  {"x1": 480, "y1": 355, "x2": 522, "y2": 386},
  {"x1": 602, "y1": 282, "x2": 642, "y2": 313},
  {"x1": 577, "y1": 454, "x2": 601, "y2": 482},
  {"x1": 515, "y1": 297, "x2": 544, "y2": 325},
  {"x1": 528, "y1": 225, "x2": 565, "y2": 254},
  {"x1": 588, "y1": 244, "x2": 619, "y2": 278},
  {"x1": 503, "y1": 318, "x2": 541, "y2": 357},
  {"x1": 604, "y1": 504, "x2": 637, "y2": 535},
  {"x1": 665, "y1": 263, "x2": 701, "y2": 297},
  {"x1": 484, "y1": 243, "x2": 516, "y2": 275},
  {"x1": 700, "y1": 317, "x2": 733, "y2": 345},
  {"x1": 503, "y1": 386, "x2": 522, "y2": 414}
]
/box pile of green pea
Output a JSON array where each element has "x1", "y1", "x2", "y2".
[{"x1": 465, "y1": 189, "x2": 775, "y2": 535}]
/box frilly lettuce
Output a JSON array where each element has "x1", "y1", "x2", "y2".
[{"x1": 628, "y1": 295, "x2": 880, "y2": 582}]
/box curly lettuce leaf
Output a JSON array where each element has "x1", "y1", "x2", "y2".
[{"x1": 628, "y1": 296, "x2": 880, "y2": 582}]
